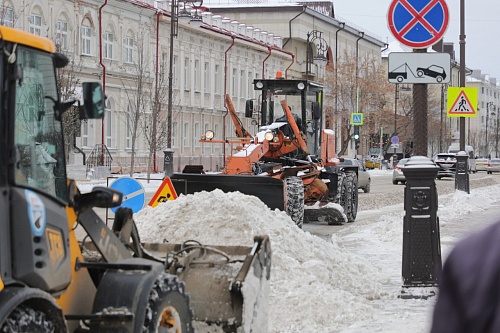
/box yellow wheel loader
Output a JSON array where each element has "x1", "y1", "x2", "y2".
[{"x1": 0, "y1": 26, "x2": 271, "y2": 333}]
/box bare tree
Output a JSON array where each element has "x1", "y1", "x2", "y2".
[
  {"x1": 335, "y1": 50, "x2": 392, "y2": 156},
  {"x1": 120, "y1": 28, "x2": 152, "y2": 176}
]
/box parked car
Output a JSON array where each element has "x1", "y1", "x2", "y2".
[
  {"x1": 475, "y1": 158, "x2": 489, "y2": 172},
  {"x1": 341, "y1": 158, "x2": 371, "y2": 193},
  {"x1": 392, "y1": 158, "x2": 409, "y2": 185},
  {"x1": 486, "y1": 158, "x2": 500, "y2": 174},
  {"x1": 434, "y1": 153, "x2": 457, "y2": 179}
]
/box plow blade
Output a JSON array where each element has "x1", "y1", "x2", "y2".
[
  {"x1": 170, "y1": 173, "x2": 285, "y2": 211},
  {"x1": 304, "y1": 205, "x2": 347, "y2": 225},
  {"x1": 144, "y1": 235, "x2": 271, "y2": 333}
]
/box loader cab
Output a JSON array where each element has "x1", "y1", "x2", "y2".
[
  {"x1": 248, "y1": 78, "x2": 324, "y2": 156},
  {"x1": 0, "y1": 27, "x2": 105, "y2": 202}
]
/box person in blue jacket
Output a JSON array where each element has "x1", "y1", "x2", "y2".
[{"x1": 430, "y1": 221, "x2": 500, "y2": 333}]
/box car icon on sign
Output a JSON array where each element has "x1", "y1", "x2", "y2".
[{"x1": 416, "y1": 65, "x2": 446, "y2": 82}]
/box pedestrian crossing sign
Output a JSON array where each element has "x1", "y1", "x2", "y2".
[
  {"x1": 351, "y1": 112, "x2": 364, "y2": 125},
  {"x1": 447, "y1": 87, "x2": 478, "y2": 118}
]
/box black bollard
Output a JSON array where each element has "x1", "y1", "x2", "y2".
[
  {"x1": 455, "y1": 151, "x2": 470, "y2": 194},
  {"x1": 400, "y1": 156, "x2": 442, "y2": 299},
  {"x1": 163, "y1": 148, "x2": 174, "y2": 177}
]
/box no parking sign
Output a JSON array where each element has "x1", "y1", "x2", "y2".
[{"x1": 387, "y1": 0, "x2": 449, "y2": 49}]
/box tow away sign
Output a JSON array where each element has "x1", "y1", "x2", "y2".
[
  {"x1": 388, "y1": 52, "x2": 451, "y2": 84},
  {"x1": 447, "y1": 87, "x2": 478, "y2": 118}
]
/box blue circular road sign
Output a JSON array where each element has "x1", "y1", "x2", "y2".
[
  {"x1": 109, "y1": 177, "x2": 145, "y2": 213},
  {"x1": 391, "y1": 136, "x2": 400, "y2": 144},
  {"x1": 387, "y1": 0, "x2": 449, "y2": 49}
]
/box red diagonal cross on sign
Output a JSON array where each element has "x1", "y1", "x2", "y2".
[{"x1": 398, "y1": 0, "x2": 441, "y2": 37}]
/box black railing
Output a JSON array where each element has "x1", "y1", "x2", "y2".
[{"x1": 86, "y1": 144, "x2": 113, "y2": 175}]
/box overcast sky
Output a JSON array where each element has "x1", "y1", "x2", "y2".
[{"x1": 334, "y1": 0, "x2": 500, "y2": 80}]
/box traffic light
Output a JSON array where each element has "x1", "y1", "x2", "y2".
[{"x1": 353, "y1": 125, "x2": 360, "y2": 141}]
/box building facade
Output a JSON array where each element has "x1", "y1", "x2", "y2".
[{"x1": 6, "y1": 0, "x2": 385, "y2": 172}]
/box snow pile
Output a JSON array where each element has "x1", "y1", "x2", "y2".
[{"x1": 135, "y1": 189, "x2": 385, "y2": 332}]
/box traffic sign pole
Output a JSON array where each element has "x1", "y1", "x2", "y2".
[{"x1": 388, "y1": 0, "x2": 449, "y2": 157}]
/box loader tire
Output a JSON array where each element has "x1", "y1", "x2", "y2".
[
  {"x1": 284, "y1": 176, "x2": 304, "y2": 228},
  {"x1": 143, "y1": 273, "x2": 194, "y2": 333},
  {"x1": 1, "y1": 305, "x2": 57, "y2": 333},
  {"x1": 340, "y1": 171, "x2": 358, "y2": 223}
]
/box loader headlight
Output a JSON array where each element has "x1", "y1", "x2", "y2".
[
  {"x1": 264, "y1": 131, "x2": 275, "y2": 141},
  {"x1": 255, "y1": 81, "x2": 264, "y2": 89},
  {"x1": 203, "y1": 130, "x2": 215, "y2": 140},
  {"x1": 297, "y1": 82, "x2": 305, "y2": 90}
]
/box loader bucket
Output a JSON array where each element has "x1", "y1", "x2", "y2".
[
  {"x1": 170, "y1": 173, "x2": 285, "y2": 211},
  {"x1": 144, "y1": 235, "x2": 271, "y2": 332}
]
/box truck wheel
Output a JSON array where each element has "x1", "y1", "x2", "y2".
[
  {"x1": 143, "y1": 273, "x2": 193, "y2": 333},
  {"x1": 341, "y1": 171, "x2": 358, "y2": 223},
  {"x1": 284, "y1": 176, "x2": 304, "y2": 228},
  {"x1": 1, "y1": 306, "x2": 56, "y2": 332}
]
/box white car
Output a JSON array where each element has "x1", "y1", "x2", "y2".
[
  {"x1": 486, "y1": 158, "x2": 500, "y2": 174},
  {"x1": 392, "y1": 158, "x2": 409, "y2": 185},
  {"x1": 476, "y1": 158, "x2": 489, "y2": 172}
]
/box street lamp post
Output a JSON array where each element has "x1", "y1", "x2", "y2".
[
  {"x1": 164, "y1": 0, "x2": 203, "y2": 175},
  {"x1": 305, "y1": 30, "x2": 328, "y2": 79},
  {"x1": 486, "y1": 101, "x2": 493, "y2": 158}
]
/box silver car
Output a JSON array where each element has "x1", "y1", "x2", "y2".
[
  {"x1": 340, "y1": 158, "x2": 371, "y2": 193},
  {"x1": 486, "y1": 158, "x2": 500, "y2": 174},
  {"x1": 476, "y1": 158, "x2": 489, "y2": 172},
  {"x1": 392, "y1": 158, "x2": 409, "y2": 185}
]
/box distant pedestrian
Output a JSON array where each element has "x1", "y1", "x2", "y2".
[{"x1": 430, "y1": 221, "x2": 500, "y2": 333}]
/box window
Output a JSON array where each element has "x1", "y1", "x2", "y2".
[
  {"x1": 161, "y1": 52, "x2": 167, "y2": 83},
  {"x1": 0, "y1": 6, "x2": 14, "y2": 27},
  {"x1": 82, "y1": 121, "x2": 89, "y2": 147},
  {"x1": 172, "y1": 121, "x2": 178, "y2": 148},
  {"x1": 248, "y1": 71, "x2": 253, "y2": 97},
  {"x1": 232, "y1": 68, "x2": 237, "y2": 96},
  {"x1": 213, "y1": 124, "x2": 219, "y2": 153},
  {"x1": 215, "y1": 65, "x2": 220, "y2": 94},
  {"x1": 124, "y1": 35, "x2": 133, "y2": 63},
  {"x1": 56, "y1": 20, "x2": 68, "y2": 51},
  {"x1": 173, "y1": 55, "x2": 179, "y2": 88},
  {"x1": 105, "y1": 100, "x2": 112, "y2": 147},
  {"x1": 240, "y1": 70, "x2": 245, "y2": 98},
  {"x1": 126, "y1": 113, "x2": 131, "y2": 148},
  {"x1": 204, "y1": 62, "x2": 210, "y2": 93},
  {"x1": 184, "y1": 57, "x2": 190, "y2": 90},
  {"x1": 194, "y1": 123, "x2": 200, "y2": 147},
  {"x1": 183, "y1": 122, "x2": 190, "y2": 147},
  {"x1": 14, "y1": 47, "x2": 66, "y2": 199},
  {"x1": 194, "y1": 60, "x2": 200, "y2": 92},
  {"x1": 81, "y1": 24, "x2": 92, "y2": 55},
  {"x1": 29, "y1": 15, "x2": 42, "y2": 36},
  {"x1": 103, "y1": 31, "x2": 113, "y2": 60}
]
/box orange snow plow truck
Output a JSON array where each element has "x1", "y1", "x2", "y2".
[
  {"x1": 0, "y1": 26, "x2": 271, "y2": 333},
  {"x1": 171, "y1": 76, "x2": 359, "y2": 227}
]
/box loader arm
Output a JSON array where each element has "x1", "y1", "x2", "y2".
[{"x1": 226, "y1": 94, "x2": 253, "y2": 138}]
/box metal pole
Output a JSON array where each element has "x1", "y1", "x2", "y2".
[
  {"x1": 305, "y1": 31, "x2": 310, "y2": 78},
  {"x1": 459, "y1": 0, "x2": 466, "y2": 152},
  {"x1": 486, "y1": 102, "x2": 489, "y2": 157},
  {"x1": 394, "y1": 84, "x2": 398, "y2": 156},
  {"x1": 334, "y1": 22, "x2": 345, "y2": 152},
  {"x1": 167, "y1": 0, "x2": 179, "y2": 150},
  {"x1": 456, "y1": 0, "x2": 469, "y2": 192}
]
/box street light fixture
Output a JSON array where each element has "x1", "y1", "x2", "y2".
[{"x1": 305, "y1": 30, "x2": 329, "y2": 78}]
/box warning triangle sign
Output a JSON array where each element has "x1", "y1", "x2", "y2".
[
  {"x1": 148, "y1": 177, "x2": 178, "y2": 208},
  {"x1": 447, "y1": 88, "x2": 477, "y2": 118}
]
